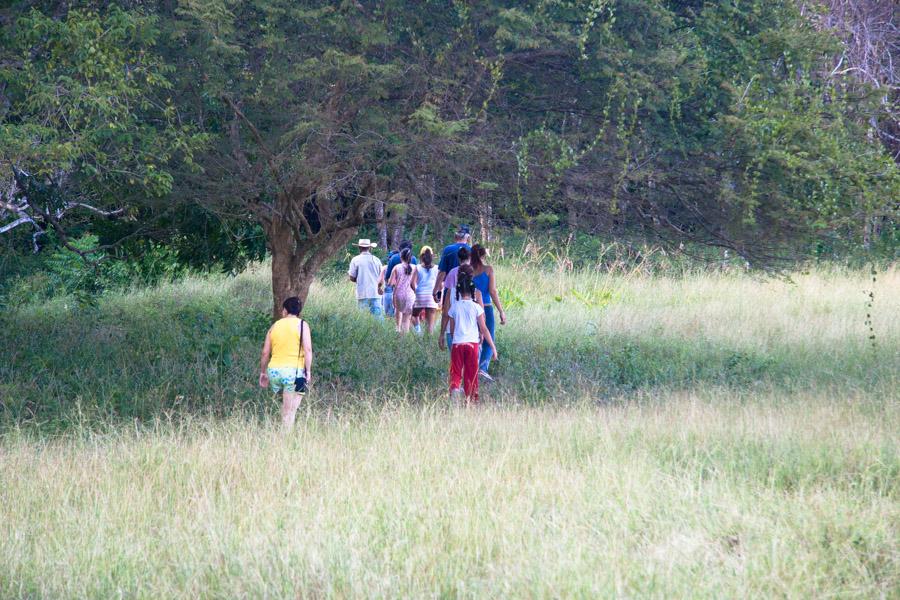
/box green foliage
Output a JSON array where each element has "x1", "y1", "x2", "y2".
[
  {"x1": 488, "y1": 0, "x2": 899, "y2": 260},
  {"x1": 1, "y1": 0, "x2": 897, "y2": 301},
  {"x1": 693, "y1": 0, "x2": 898, "y2": 245},
  {"x1": 570, "y1": 286, "x2": 614, "y2": 309},
  {"x1": 1, "y1": 234, "x2": 188, "y2": 308},
  {"x1": 409, "y1": 103, "x2": 472, "y2": 137},
  {"x1": 498, "y1": 285, "x2": 526, "y2": 310},
  {"x1": 1, "y1": 7, "x2": 204, "y2": 199}
]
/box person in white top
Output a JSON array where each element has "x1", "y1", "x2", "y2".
[
  {"x1": 445, "y1": 266, "x2": 497, "y2": 405},
  {"x1": 438, "y1": 245, "x2": 483, "y2": 352},
  {"x1": 412, "y1": 246, "x2": 440, "y2": 333},
  {"x1": 347, "y1": 239, "x2": 384, "y2": 320}
]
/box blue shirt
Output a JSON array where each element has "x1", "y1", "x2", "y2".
[
  {"x1": 437, "y1": 242, "x2": 471, "y2": 274},
  {"x1": 385, "y1": 252, "x2": 417, "y2": 284}
]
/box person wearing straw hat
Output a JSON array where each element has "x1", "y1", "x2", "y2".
[{"x1": 348, "y1": 238, "x2": 384, "y2": 319}]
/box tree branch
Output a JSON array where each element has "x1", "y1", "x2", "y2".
[
  {"x1": 222, "y1": 95, "x2": 284, "y2": 186},
  {"x1": 0, "y1": 215, "x2": 34, "y2": 234}
]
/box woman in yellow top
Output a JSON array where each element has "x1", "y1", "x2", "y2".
[{"x1": 258, "y1": 297, "x2": 313, "y2": 429}]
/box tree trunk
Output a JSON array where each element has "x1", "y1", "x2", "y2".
[
  {"x1": 390, "y1": 216, "x2": 404, "y2": 251},
  {"x1": 376, "y1": 200, "x2": 388, "y2": 250},
  {"x1": 269, "y1": 222, "x2": 309, "y2": 319},
  {"x1": 862, "y1": 213, "x2": 873, "y2": 251},
  {"x1": 267, "y1": 217, "x2": 361, "y2": 319},
  {"x1": 565, "y1": 185, "x2": 579, "y2": 233},
  {"x1": 478, "y1": 200, "x2": 493, "y2": 242},
  {"x1": 270, "y1": 252, "x2": 315, "y2": 319}
]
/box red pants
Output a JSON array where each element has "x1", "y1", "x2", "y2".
[{"x1": 449, "y1": 342, "x2": 480, "y2": 401}]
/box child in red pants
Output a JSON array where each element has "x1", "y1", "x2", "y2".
[{"x1": 447, "y1": 267, "x2": 498, "y2": 404}]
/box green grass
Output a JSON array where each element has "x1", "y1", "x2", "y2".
[
  {"x1": 0, "y1": 264, "x2": 898, "y2": 597},
  {"x1": 1, "y1": 264, "x2": 897, "y2": 426}
]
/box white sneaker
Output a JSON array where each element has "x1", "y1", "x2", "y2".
[{"x1": 478, "y1": 370, "x2": 494, "y2": 382}]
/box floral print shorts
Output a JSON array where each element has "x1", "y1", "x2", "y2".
[{"x1": 267, "y1": 367, "x2": 305, "y2": 394}]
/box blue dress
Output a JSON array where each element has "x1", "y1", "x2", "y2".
[
  {"x1": 472, "y1": 271, "x2": 491, "y2": 306},
  {"x1": 473, "y1": 270, "x2": 495, "y2": 371}
]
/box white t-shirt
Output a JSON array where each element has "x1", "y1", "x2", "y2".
[
  {"x1": 448, "y1": 299, "x2": 484, "y2": 345},
  {"x1": 348, "y1": 253, "x2": 383, "y2": 299}
]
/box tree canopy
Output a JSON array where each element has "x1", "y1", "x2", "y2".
[
  {"x1": 0, "y1": 5, "x2": 203, "y2": 252},
  {"x1": 2, "y1": 0, "x2": 897, "y2": 311}
]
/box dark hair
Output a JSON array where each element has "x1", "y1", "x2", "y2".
[
  {"x1": 400, "y1": 247, "x2": 413, "y2": 275},
  {"x1": 457, "y1": 246, "x2": 470, "y2": 263},
  {"x1": 399, "y1": 239, "x2": 412, "y2": 251},
  {"x1": 420, "y1": 248, "x2": 434, "y2": 268},
  {"x1": 456, "y1": 264, "x2": 476, "y2": 301},
  {"x1": 455, "y1": 225, "x2": 470, "y2": 239},
  {"x1": 282, "y1": 297, "x2": 302, "y2": 316},
  {"x1": 471, "y1": 244, "x2": 487, "y2": 270}
]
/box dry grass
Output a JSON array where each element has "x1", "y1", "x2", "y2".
[
  {"x1": 1, "y1": 390, "x2": 896, "y2": 598},
  {"x1": 1, "y1": 265, "x2": 898, "y2": 597}
]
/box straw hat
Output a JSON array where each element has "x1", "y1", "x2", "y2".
[{"x1": 353, "y1": 238, "x2": 377, "y2": 248}]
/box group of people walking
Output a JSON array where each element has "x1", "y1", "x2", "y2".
[
  {"x1": 260, "y1": 225, "x2": 508, "y2": 428},
  {"x1": 347, "y1": 226, "x2": 507, "y2": 404}
]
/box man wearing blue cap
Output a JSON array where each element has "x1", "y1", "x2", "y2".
[{"x1": 432, "y1": 225, "x2": 472, "y2": 302}]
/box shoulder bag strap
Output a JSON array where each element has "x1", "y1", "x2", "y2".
[{"x1": 296, "y1": 318, "x2": 304, "y2": 375}]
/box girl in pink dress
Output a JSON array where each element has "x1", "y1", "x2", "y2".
[{"x1": 388, "y1": 248, "x2": 417, "y2": 334}]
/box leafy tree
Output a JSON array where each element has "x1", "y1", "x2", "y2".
[
  {"x1": 0, "y1": 6, "x2": 204, "y2": 256},
  {"x1": 165, "y1": 0, "x2": 499, "y2": 315},
  {"x1": 166, "y1": 0, "x2": 898, "y2": 294},
  {"x1": 476, "y1": 0, "x2": 898, "y2": 262},
  {"x1": 3, "y1": 0, "x2": 896, "y2": 312}
]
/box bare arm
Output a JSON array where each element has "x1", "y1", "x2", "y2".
[
  {"x1": 410, "y1": 268, "x2": 418, "y2": 292},
  {"x1": 487, "y1": 266, "x2": 506, "y2": 324},
  {"x1": 439, "y1": 293, "x2": 451, "y2": 349},
  {"x1": 433, "y1": 270, "x2": 446, "y2": 300},
  {"x1": 258, "y1": 328, "x2": 273, "y2": 387},
  {"x1": 477, "y1": 313, "x2": 498, "y2": 360},
  {"x1": 302, "y1": 321, "x2": 313, "y2": 383}
]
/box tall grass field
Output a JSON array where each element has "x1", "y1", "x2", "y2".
[{"x1": 1, "y1": 261, "x2": 898, "y2": 597}]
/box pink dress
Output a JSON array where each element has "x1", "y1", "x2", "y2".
[{"x1": 391, "y1": 265, "x2": 416, "y2": 315}]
